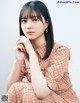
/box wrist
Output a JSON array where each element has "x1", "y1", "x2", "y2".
[
  {"x1": 29, "y1": 49, "x2": 35, "y2": 54},
  {"x1": 29, "y1": 50, "x2": 36, "y2": 55},
  {"x1": 14, "y1": 59, "x2": 23, "y2": 64}
]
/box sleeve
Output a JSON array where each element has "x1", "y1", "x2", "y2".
[
  {"x1": 46, "y1": 46, "x2": 70, "y2": 91},
  {"x1": 19, "y1": 61, "x2": 27, "y2": 80},
  {"x1": 8, "y1": 84, "x2": 17, "y2": 103},
  {"x1": 20, "y1": 59, "x2": 30, "y2": 81}
]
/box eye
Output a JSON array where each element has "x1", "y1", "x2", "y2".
[
  {"x1": 32, "y1": 17, "x2": 39, "y2": 22},
  {"x1": 33, "y1": 18, "x2": 38, "y2": 21},
  {"x1": 21, "y1": 19, "x2": 27, "y2": 23}
]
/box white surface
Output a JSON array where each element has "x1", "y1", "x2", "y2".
[{"x1": 0, "y1": 0, "x2": 80, "y2": 98}]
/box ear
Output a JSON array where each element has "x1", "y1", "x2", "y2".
[{"x1": 45, "y1": 21, "x2": 49, "y2": 29}]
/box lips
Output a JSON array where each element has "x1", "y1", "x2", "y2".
[{"x1": 27, "y1": 31, "x2": 34, "y2": 34}]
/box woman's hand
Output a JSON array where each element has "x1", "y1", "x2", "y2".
[
  {"x1": 16, "y1": 36, "x2": 34, "y2": 54},
  {"x1": 14, "y1": 43, "x2": 26, "y2": 61}
]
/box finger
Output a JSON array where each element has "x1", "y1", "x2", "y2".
[
  {"x1": 14, "y1": 46, "x2": 22, "y2": 52},
  {"x1": 16, "y1": 36, "x2": 23, "y2": 45},
  {"x1": 13, "y1": 45, "x2": 24, "y2": 52},
  {"x1": 16, "y1": 40, "x2": 23, "y2": 45},
  {"x1": 16, "y1": 36, "x2": 24, "y2": 41},
  {"x1": 16, "y1": 36, "x2": 26, "y2": 42},
  {"x1": 18, "y1": 45, "x2": 25, "y2": 52},
  {"x1": 19, "y1": 44, "x2": 26, "y2": 52}
]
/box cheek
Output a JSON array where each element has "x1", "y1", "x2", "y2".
[
  {"x1": 40, "y1": 27, "x2": 45, "y2": 34},
  {"x1": 21, "y1": 24, "x2": 25, "y2": 32},
  {"x1": 21, "y1": 24, "x2": 23, "y2": 29},
  {"x1": 36, "y1": 24, "x2": 45, "y2": 33}
]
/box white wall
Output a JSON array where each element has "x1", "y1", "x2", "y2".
[{"x1": 0, "y1": 0, "x2": 80, "y2": 98}]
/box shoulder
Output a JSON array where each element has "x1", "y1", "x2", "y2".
[
  {"x1": 52, "y1": 42, "x2": 70, "y2": 53},
  {"x1": 50, "y1": 42, "x2": 70, "y2": 60}
]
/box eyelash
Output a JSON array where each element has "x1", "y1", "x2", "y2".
[
  {"x1": 32, "y1": 18, "x2": 38, "y2": 21},
  {"x1": 21, "y1": 18, "x2": 39, "y2": 23},
  {"x1": 21, "y1": 19, "x2": 27, "y2": 23}
]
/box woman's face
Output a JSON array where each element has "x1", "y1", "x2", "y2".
[{"x1": 21, "y1": 13, "x2": 48, "y2": 41}]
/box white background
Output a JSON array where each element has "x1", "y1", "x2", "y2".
[{"x1": 0, "y1": 0, "x2": 80, "y2": 98}]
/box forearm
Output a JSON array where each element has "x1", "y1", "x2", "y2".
[
  {"x1": 29, "y1": 51, "x2": 51, "y2": 99},
  {"x1": 6, "y1": 59, "x2": 23, "y2": 91}
]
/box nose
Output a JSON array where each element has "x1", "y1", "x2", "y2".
[{"x1": 25, "y1": 19, "x2": 33, "y2": 29}]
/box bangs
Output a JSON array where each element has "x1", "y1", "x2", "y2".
[{"x1": 20, "y1": 6, "x2": 43, "y2": 22}]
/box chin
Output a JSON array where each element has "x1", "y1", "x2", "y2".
[{"x1": 27, "y1": 36, "x2": 36, "y2": 40}]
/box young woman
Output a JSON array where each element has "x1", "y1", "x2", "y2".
[{"x1": 6, "y1": 0, "x2": 79, "y2": 103}]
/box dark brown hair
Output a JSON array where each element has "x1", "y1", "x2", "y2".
[{"x1": 19, "y1": 0, "x2": 54, "y2": 59}]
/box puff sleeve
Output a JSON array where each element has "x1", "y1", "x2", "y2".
[{"x1": 46, "y1": 46, "x2": 70, "y2": 91}]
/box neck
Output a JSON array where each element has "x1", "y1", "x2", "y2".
[{"x1": 31, "y1": 35, "x2": 46, "y2": 50}]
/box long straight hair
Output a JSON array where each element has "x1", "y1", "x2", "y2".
[{"x1": 19, "y1": 0, "x2": 54, "y2": 59}]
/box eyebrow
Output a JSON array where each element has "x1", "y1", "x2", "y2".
[{"x1": 21, "y1": 16, "x2": 38, "y2": 19}]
